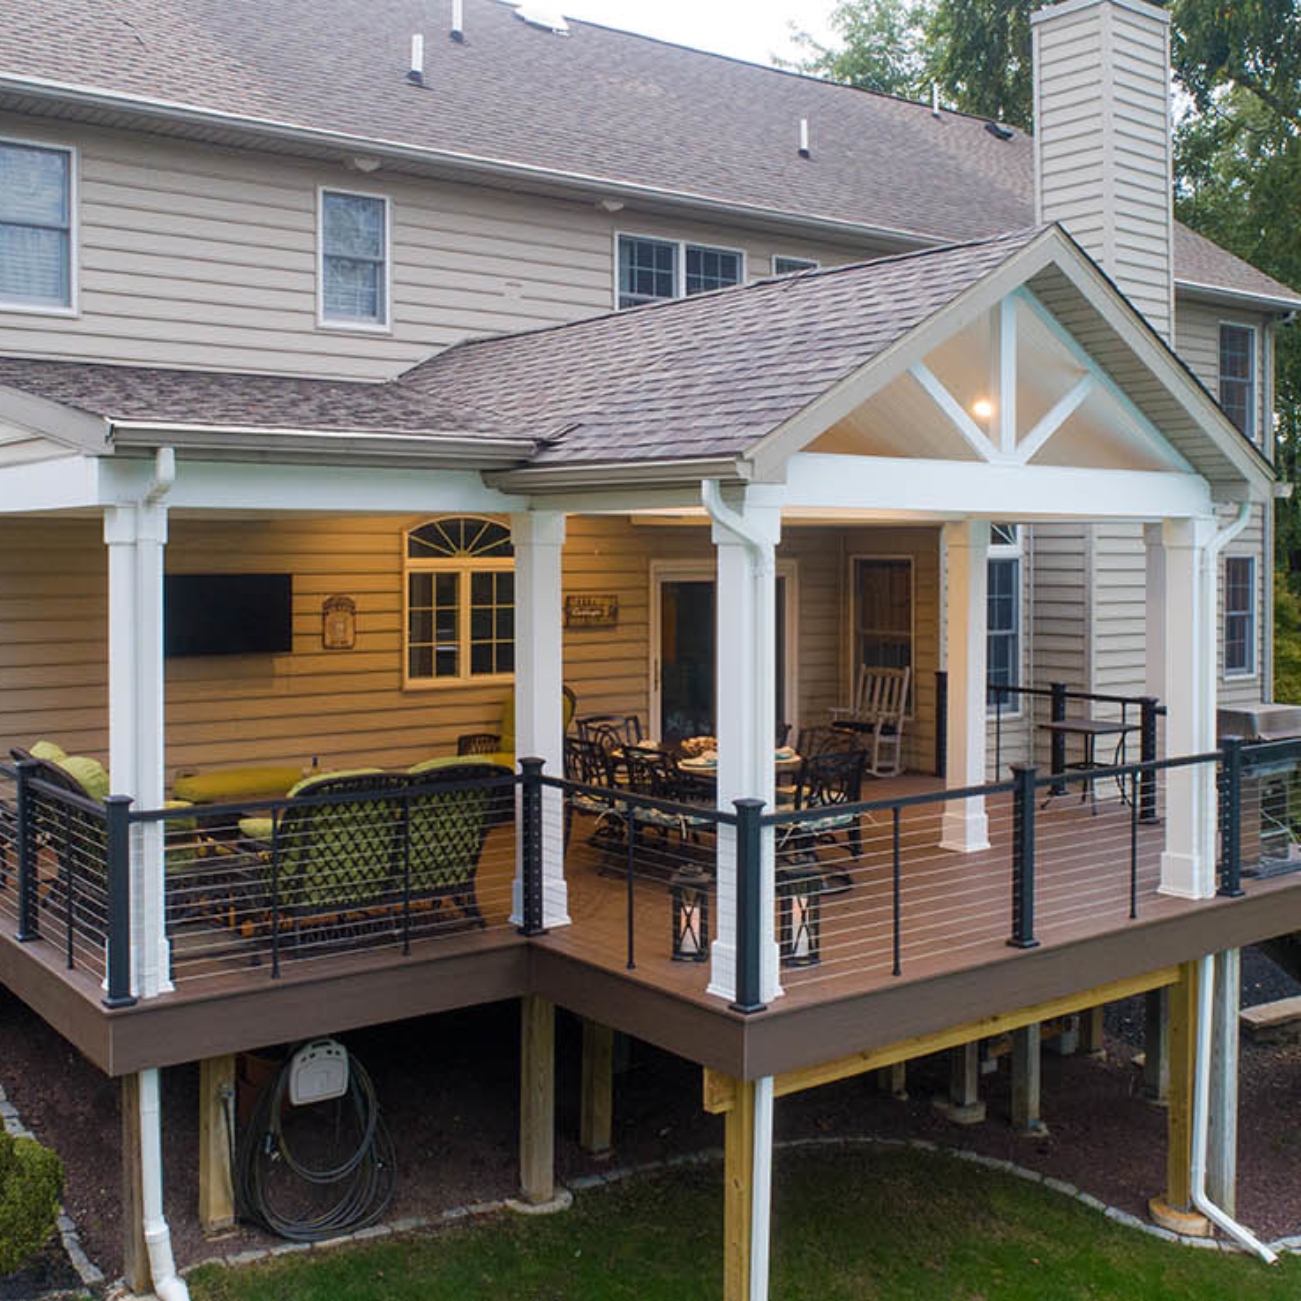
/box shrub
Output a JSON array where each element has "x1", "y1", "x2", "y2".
[{"x1": 0, "y1": 1128, "x2": 63, "y2": 1275}]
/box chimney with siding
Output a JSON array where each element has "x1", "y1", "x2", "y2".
[{"x1": 1031, "y1": 0, "x2": 1175, "y2": 344}]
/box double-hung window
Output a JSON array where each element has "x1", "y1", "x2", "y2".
[
  {"x1": 852, "y1": 557, "x2": 913, "y2": 710},
  {"x1": 319, "y1": 189, "x2": 390, "y2": 328},
  {"x1": 987, "y1": 524, "x2": 1021, "y2": 709},
  {"x1": 0, "y1": 140, "x2": 75, "y2": 313},
  {"x1": 1219, "y1": 323, "x2": 1256, "y2": 441},
  {"x1": 773, "y1": 255, "x2": 818, "y2": 275},
  {"x1": 616, "y1": 234, "x2": 742, "y2": 308},
  {"x1": 1224, "y1": 555, "x2": 1256, "y2": 678},
  {"x1": 405, "y1": 518, "x2": 515, "y2": 687}
]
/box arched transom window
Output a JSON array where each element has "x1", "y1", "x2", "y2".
[{"x1": 405, "y1": 517, "x2": 515, "y2": 685}]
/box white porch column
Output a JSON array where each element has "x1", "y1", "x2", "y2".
[
  {"x1": 709, "y1": 493, "x2": 781, "y2": 1004},
  {"x1": 510, "y1": 510, "x2": 569, "y2": 929},
  {"x1": 1157, "y1": 516, "x2": 1218, "y2": 899},
  {"x1": 941, "y1": 520, "x2": 991, "y2": 852},
  {"x1": 104, "y1": 501, "x2": 172, "y2": 997}
]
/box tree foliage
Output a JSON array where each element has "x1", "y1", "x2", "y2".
[{"x1": 779, "y1": 0, "x2": 932, "y2": 98}]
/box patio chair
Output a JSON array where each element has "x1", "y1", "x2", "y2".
[
  {"x1": 776, "y1": 748, "x2": 867, "y2": 860},
  {"x1": 829, "y1": 666, "x2": 910, "y2": 778},
  {"x1": 563, "y1": 735, "x2": 624, "y2": 850},
  {"x1": 576, "y1": 714, "x2": 644, "y2": 749},
  {"x1": 622, "y1": 745, "x2": 714, "y2": 846}
]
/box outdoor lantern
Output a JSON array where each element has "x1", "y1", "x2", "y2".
[
  {"x1": 670, "y1": 864, "x2": 710, "y2": 962},
  {"x1": 777, "y1": 853, "x2": 825, "y2": 967}
]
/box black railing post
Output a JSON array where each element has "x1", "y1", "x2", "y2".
[
  {"x1": 102, "y1": 795, "x2": 137, "y2": 1009},
  {"x1": 1139, "y1": 696, "x2": 1160, "y2": 824},
  {"x1": 731, "y1": 798, "x2": 767, "y2": 1014},
  {"x1": 1218, "y1": 738, "x2": 1245, "y2": 898},
  {"x1": 1008, "y1": 763, "x2": 1040, "y2": 950},
  {"x1": 1049, "y1": 682, "x2": 1068, "y2": 795},
  {"x1": 519, "y1": 757, "x2": 547, "y2": 936},
  {"x1": 935, "y1": 670, "x2": 948, "y2": 779},
  {"x1": 14, "y1": 759, "x2": 38, "y2": 942}
]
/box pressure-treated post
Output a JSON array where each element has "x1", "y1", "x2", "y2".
[
  {"x1": 198, "y1": 1055, "x2": 236, "y2": 1235},
  {"x1": 1008, "y1": 764, "x2": 1039, "y2": 950},
  {"x1": 14, "y1": 758, "x2": 38, "y2": 942},
  {"x1": 1011, "y1": 1023, "x2": 1046, "y2": 1136},
  {"x1": 1217, "y1": 738, "x2": 1245, "y2": 898},
  {"x1": 579, "y1": 1019, "x2": 613, "y2": 1158},
  {"x1": 723, "y1": 1076, "x2": 756, "y2": 1301},
  {"x1": 1048, "y1": 682, "x2": 1068, "y2": 795},
  {"x1": 103, "y1": 795, "x2": 137, "y2": 1009},
  {"x1": 1139, "y1": 696, "x2": 1160, "y2": 823},
  {"x1": 519, "y1": 994, "x2": 556, "y2": 1205},
  {"x1": 731, "y1": 798, "x2": 767, "y2": 1014},
  {"x1": 518, "y1": 758, "x2": 546, "y2": 936}
]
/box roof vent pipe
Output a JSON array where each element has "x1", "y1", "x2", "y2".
[
  {"x1": 407, "y1": 33, "x2": 425, "y2": 83},
  {"x1": 451, "y1": 0, "x2": 464, "y2": 42},
  {"x1": 931, "y1": 82, "x2": 941, "y2": 117},
  {"x1": 798, "y1": 118, "x2": 810, "y2": 158}
]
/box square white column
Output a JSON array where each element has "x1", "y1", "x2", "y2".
[
  {"x1": 1157, "y1": 516, "x2": 1218, "y2": 899},
  {"x1": 941, "y1": 520, "x2": 991, "y2": 852},
  {"x1": 510, "y1": 510, "x2": 570, "y2": 929},
  {"x1": 104, "y1": 502, "x2": 172, "y2": 997},
  {"x1": 709, "y1": 494, "x2": 782, "y2": 1004}
]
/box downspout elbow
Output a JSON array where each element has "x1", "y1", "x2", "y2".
[
  {"x1": 701, "y1": 479, "x2": 775, "y2": 574},
  {"x1": 1209, "y1": 502, "x2": 1251, "y2": 558},
  {"x1": 143, "y1": 446, "x2": 176, "y2": 506}
]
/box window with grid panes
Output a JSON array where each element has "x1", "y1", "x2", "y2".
[
  {"x1": 0, "y1": 140, "x2": 73, "y2": 310},
  {"x1": 617, "y1": 234, "x2": 676, "y2": 307},
  {"x1": 684, "y1": 244, "x2": 741, "y2": 294},
  {"x1": 405, "y1": 518, "x2": 514, "y2": 685},
  {"x1": 320, "y1": 190, "x2": 389, "y2": 326},
  {"x1": 1224, "y1": 555, "x2": 1256, "y2": 677},
  {"x1": 773, "y1": 256, "x2": 817, "y2": 275},
  {"x1": 853, "y1": 557, "x2": 913, "y2": 710},
  {"x1": 1219, "y1": 324, "x2": 1256, "y2": 441}
]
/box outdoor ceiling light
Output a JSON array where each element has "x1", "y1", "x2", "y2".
[{"x1": 973, "y1": 398, "x2": 994, "y2": 420}]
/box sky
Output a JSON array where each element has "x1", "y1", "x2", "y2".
[{"x1": 550, "y1": 1, "x2": 838, "y2": 68}]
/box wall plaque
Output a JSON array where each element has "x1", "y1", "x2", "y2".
[
  {"x1": 322, "y1": 594, "x2": 357, "y2": 649},
  {"x1": 565, "y1": 594, "x2": 619, "y2": 629}
]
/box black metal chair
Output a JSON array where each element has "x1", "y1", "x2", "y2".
[
  {"x1": 777, "y1": 748, "x2": 867, "y2": 861},
  {"x1": 577, "y1": 714, "x2": 644, "y2": 750},
  {"x1": 563, "y1": 735, "x2": 624, "y2": 850}
]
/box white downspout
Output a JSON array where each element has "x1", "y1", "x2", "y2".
[
  {"x1": 701, "y1": 480, "x2": 774, "y2": 569},
  {"x1": 748, "y1": 1076, "x2": 774, "y2": 1301},
  {"x1": 1191, "y1": 954, "x2": 1276, "y2": 1263}
]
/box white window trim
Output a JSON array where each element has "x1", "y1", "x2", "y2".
[
  {"x1": 316, "y1": 185, "x2": 393, "y2": 334},
  {"x1": 0, "y1": 135, "x2": 79, "y2": 319},
  {"x1": 612, "y1": 230, "x2": 747, "y2": 309},
  {"x1": 848, "y1": 553, "x2": 916, "y2": 721},
  {"x1": 402, "y1": 518, "x2": 515, "y2": 691},
  {"x1": 1223, "y1": 552, "x2": 1258, "y2": 681},
  {"x1": 1217, "y1": 319, "x2": 1258, "y2": 444},
  {"x1": 986, "y1": 528, "x2": 1024, "y2": 718},
  {"x1": 772, "y1": 254, "x2": 819, "y2": 276}
]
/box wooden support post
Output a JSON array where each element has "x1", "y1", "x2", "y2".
[
  {"x1": 1080, "y1": 1005, "x2": 1106, "y2": 1058},
  {"x1": 723, "y1": 1077, "x2": 756, "y2": 1301},
  {"x1": 1143, "y1": 987, "x2": 1170, "y2": 1104},
  {"x1": 1207, "y1": 949, "x2": 1240, "y2": 1215},
  {"x1": 1011, "y1": 1024, "x2": 1047, "y2": 1136},
  {"x1": 199, "y1": 1055, "x2": 236, "y2": 1235},
  {"x1": 934, "y1": 1042, "x2": 985, "y2": 1124},
  {"x1": 120, "y1": 1074, "x2": 149, "y2": 1296},
  {"x1": 520, "y1": 995, "x2": 556, "y2": 1205},
  {"x1": 875, "y1": 1061, "x2": 907, "y2": 1100},
  {"x1": 1046, "y1": 1013, "x2": 1079, "y2": 1056},
  {"x1": 579, "y1": 1019, "x2": 613, "y2": 1158},
  {"x1": 1149, "y1": 962, "x2": 1210, "y2": 1235}
]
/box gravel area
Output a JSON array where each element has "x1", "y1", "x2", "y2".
[{"x1": 3, "y1": 945, "x2": 1301, "y2": 1290}]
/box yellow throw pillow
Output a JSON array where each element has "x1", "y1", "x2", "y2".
[
  {"x1": 30, "y1": 740, "x2": 67, "y2": 762},
  {"x1": 55, "y1": 755, "x2": 110, "y2": 801}
]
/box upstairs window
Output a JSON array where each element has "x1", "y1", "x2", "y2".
[
  {"x1": 773, "y1": 256, "x2": 818, "y2": 275},
  {"x1": 616, "y1": 234, "x2": 742, "y2": 308},
  {"x1": 1219, "y1": 323, "x2": 1256, "y2": 441},
  {"x1": 319, "y1": 189, "x2": 390, "y2": 328},
  {"x1": 1224, "y1": 555, "x2": 1256, "y2": 678},
  {"x1": 987, "y1": 525, "x2": 1021, "y2": 709},
  {"x1": 0, "y1": 140, "x2": 74, "y2": 312},
  {"x1": 405, "y1": 517, "x2": 514, "y2": 687}
]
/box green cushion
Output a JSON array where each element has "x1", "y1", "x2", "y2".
[
  {"x1": 239, "y1": 816, "x2": 274, "y2": 842},
  {"x1": 55, "y1": 755, "x2": 110, "y2": 801},
  {"x1": 173, "y1": 765, "x2": 304, "y2": 804},
  {"x1": 286, "y1": 767, "x2": 384, "y2": 799},
  {"x1": 30, "y1": 740, "x2": 66, "y2": 762},
  {"x1": 409, "y1": 756, "x2": 498, "y2": 775}
]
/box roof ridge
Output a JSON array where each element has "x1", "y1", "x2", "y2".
[{"x1": 400, "y1": 225, "x2": 1048, "y2": 379}]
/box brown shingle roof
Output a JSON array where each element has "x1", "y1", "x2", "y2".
[{"x1": 0, "y1": 0, "x2": 1295, "y2": 307}]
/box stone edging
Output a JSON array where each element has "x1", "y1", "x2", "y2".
[
  {"x1": 173, "y1": 1134, "x2": 1301, "y2": 1283},
  {"x1": 0, "y1": 1078, "x2": 106, "y2": 1293}
]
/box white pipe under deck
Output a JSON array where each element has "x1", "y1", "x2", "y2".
[
  {"x1": 139, "y1": 1067, "x2": 191, "y2": 1301},
  {"x1": 1190, "y1": 955, "x2": 1276, "y2": 1263},
  {"x1": 749, "y1": 1076, "x2": 775, "y2": 1301}
]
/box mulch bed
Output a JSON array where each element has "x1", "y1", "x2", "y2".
[{"x1": 2, "y1": 946, "x2": 1300, "y2": 1292}]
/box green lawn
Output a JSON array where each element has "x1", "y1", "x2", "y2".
[{"x1": 188, "y1": 1146, "x2": 1297, "y2": 1301}]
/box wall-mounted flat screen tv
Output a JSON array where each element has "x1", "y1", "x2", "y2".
[{"x1": 165, "y1": 573, "x2": 293, "y2": 657}]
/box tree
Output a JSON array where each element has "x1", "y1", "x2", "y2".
[
  {"x1": 922, "y1": 0, "x2": 1034, "y2": 127},
  {"x1": 780, "y1": 0, "x2": 931, "y2": 98}
]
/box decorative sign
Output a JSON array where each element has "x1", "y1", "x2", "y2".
[
  {"x1": 565, "y1": 594, "x2": 619, "y2": 629},
  {"x1": 322, "y1": 595, "x2": 357, "y2": 649}
]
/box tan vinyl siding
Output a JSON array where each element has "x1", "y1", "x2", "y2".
[
  {"x1": 1217, "y1": 503, "x2": 1268, "y2": 707},
  {"x1": 1090, "y1": 522, "x2": 1147, "y2": 701},
  {"x1": 0, "y1": 113, "x2": 878, "y2": 382},
  {"x1": 1174, "y1": 299, "x2": 1272, "y2": 453}
]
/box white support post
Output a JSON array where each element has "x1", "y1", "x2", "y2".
[
  {"x1": 1158, "y1": 516, "x2": 1218, "y2": 899},
  {"x1": 104, "y1": 502, "x2": 173, "y2": 998},
  {"x1": 510, "y1": 510, "x2": 569, "y2": 929},
  {"x1": 709, "y1": 492, "x2": 782, "y2": 1004},
  {"x1": 941, "y1": 520, "x2": 991, "y2": 852}
]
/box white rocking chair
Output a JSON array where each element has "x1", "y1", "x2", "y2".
[{"x1": 829, "y1": 665, "x2": 910, "y2": 777}]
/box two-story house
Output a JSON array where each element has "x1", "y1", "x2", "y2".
[{"x1": 0, "y1": 0, "x2": 1299, "y2": 1296}]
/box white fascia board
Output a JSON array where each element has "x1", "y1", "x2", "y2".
[
  {"x1": 777, "y1": 451, "x2": 1213, "y2": 521},
  {"x1": 488, "y1": 456, "x2": 752, "y2": 494},
  {"x1": 1175, "y1": 279, "x2": 1301, "y2": 316},
  {"x1": 0, "y1": 453, "x2": 103, "y2": 513},
  {"x1": 100, "y1": 458, "x2": 527, "y2": 514},
  {"x1": 0, "y1": 383, "x2": 110, "y2": 454}
]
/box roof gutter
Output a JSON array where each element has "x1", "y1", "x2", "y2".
[
  {"x1": 1174, "y1": 279, "x2": 1301, "y2": 316},
  {"x1": 0, "y1": 74, "x2": 940, "y2": 251},
  {"x1": 488, "y1": 455, "x2": 753, "y2": 494}
]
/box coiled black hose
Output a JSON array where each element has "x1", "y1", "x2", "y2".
[{"x1": 234, "y1": 1049, "x2": 396, "y2": 1242}]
